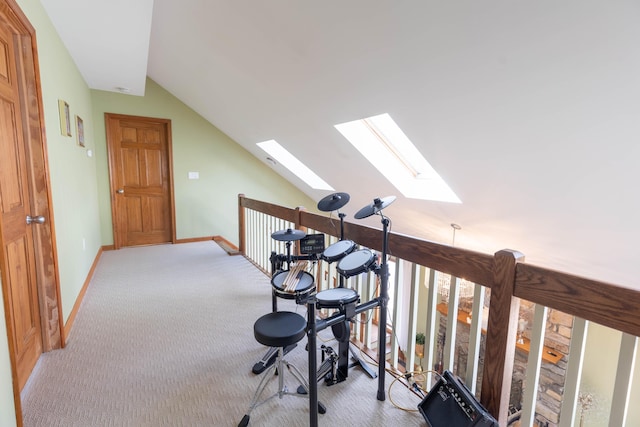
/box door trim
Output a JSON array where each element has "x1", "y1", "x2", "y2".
[{"x1": 104, "y1": 113, "x2": 176, "y2": 249}]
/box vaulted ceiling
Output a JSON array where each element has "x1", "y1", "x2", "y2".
[{"x1": 40, "y1": 0, "x2": 640, "y2": 289}]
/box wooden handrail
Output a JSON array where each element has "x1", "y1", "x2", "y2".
[
  {"x1": 515, "y1": 263, "x2": 640, "y2": 337},
  {"x1": 243, "y1": 194, "x2": 640, "y2": 332},
  {"x1": 301, "y1": 210, "x2": 495, "y2": 285},
  {"x1": 240, "y1": 196, "x2": 298, "y2": 222}
]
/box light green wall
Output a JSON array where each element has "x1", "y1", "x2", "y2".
[
  {"x1": 580, "y1": 323, "x2": 640, "y2": 426},
  {"x1": 15, "y1": 0, "x2": 102, "y2": 328},
  {"x1": 0, "y1": 277, "x2": 15, "y2": 427},
  {"x1": 1, "y1": 0, "x2": 101, "y2": 425},
  {"x1": 91, "y1": 78, "x2": 315, "y2": 246}
]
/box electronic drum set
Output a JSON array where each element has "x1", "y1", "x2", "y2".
[{"x1": 252, "y1": 191, "x2": 396, "y2": 426}]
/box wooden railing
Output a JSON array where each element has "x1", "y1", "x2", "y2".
[{"x1": 238, "y1": 194, "x2": 640, "y2": 426}]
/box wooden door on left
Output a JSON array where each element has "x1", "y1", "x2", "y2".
[{"x1": 0, "y1": 0, "x2": 62, "y2": 399}]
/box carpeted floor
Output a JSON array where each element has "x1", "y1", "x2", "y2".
[{"x1": 20, "y1": 241, "x2": 424, "y2": 426}]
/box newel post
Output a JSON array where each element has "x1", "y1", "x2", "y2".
[
  {"x1": 481, "y1": 249, "x2": 525, "y2": 424},
  {"x1": 238, "y1": 194, "x2": 246, "y2": 255}
]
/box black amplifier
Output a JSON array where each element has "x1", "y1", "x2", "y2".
[
  {"x1": 418, "y1": 371, "x2": 498, "y2": 427},
  {"x1": 299, "y1": 234, "x2": 325, "y2": 254}
]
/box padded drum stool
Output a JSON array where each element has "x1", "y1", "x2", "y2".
[{"x1": 239, "y1": 311, "x2": 324, "y2": 426}]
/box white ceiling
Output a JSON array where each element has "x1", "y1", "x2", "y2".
[
  {"x1": 41, "y1": 0, "x2": 640, "y2": 289},
  {"x1": 40, "y1": 0, "x2": 153, "y2": 95}
]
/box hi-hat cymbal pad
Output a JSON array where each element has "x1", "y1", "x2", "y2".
[
  {"x1": 354, "y1": 196, "x2": 396, "y2": 219},
  {"x1": 271, "y1": 228, "x2": 307, "y2": 241}
]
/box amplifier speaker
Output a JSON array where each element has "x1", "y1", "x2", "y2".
[{"x1": 418, "y1": 371, "x2": 498, "y2": 427}]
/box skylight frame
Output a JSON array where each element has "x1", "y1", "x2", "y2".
[
  {"x1": 257, "y1": 140, "x2": 334, "y2": 191},
  {"x1": 335, "y1": 113, "x2": 461, "y2": 203}
]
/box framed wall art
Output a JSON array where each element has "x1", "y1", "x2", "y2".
[
  {"x1": 76, "y1": 115, "x2": 85, "y2": 147},
  {"x1": 58, "y1": 99, "x2": 71, "y2": 136}
]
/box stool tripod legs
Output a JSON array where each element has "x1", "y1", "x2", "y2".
[{"x1": 239, "y1": 347, "x2": 325, "y2": 427}]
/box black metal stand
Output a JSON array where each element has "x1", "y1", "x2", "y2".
[
  {"x1": 307, "y1": 203, "x2": 393, "y2": 425},
  {"x1": 306, "y1": 287, "x2": 386, "y2": 425},
  {"x1": 307, "y1": 298, "x2": 319, "y2": 427},
  {"x1": 317, "y1": 301, "x2": 377, "y2": 386},
  {"x1": 376, "y1": 215, "x2": 390, "y2": 401},
  {"x1": 337, "y1": 212, "x2": 346, "y2": 288},
  {"x1": 315, "y1": 211, "x2": 376, "y2": 383}
]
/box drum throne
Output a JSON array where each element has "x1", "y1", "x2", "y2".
[{"x1": 238, "y1": 311, "x2": 325, "y2": 426}]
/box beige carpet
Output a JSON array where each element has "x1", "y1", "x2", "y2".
[{"x1": 21, "y1": 241, "x2": 424, "y2": 426}]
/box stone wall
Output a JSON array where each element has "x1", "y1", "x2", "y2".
[{"x1": 431, "y1": 296, "x2": 573, "y2": 426}]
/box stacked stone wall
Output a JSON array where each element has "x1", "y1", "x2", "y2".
[{"x1": 432, "y1": 297, "x2": 572, "y2": 426}]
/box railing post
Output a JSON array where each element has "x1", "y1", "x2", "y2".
[
  {"x1": 294, "y1": 206, "x2": 307, "y2": 256},
  {"x1": 294, "y1": 206, "x2": 306, "y2": 230},
  {"x1": 238, "y1": 194, "x2": 246, "y2": 255},
  {"x1": 481, "y1": 249, "x2": 524, "y2": 424}
]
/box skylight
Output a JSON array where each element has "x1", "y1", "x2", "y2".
[
  {"x1": 335, "y1": 113, "x2": 461, "y2": 203},
  {"x1": 257, "y1": 140, "x2": 335, "y2": 191}
]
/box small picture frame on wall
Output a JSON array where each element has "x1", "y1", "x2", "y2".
[
  {"x1": 76, "y1": 115, "x2": 85, "y2": 147},
  {"x1": 58, "y1": 99, "x2": 71, "y2": 136}
]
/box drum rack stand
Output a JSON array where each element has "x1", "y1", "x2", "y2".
[
  {"x1": 305, "y1": 338, "x2": 375, "y2": 389},
  {"x1": 306, "y1": 208, "x2": 393, "y2": 427},
  {"x1": 315, "y1": 211, "x2": 377, "y2": 385},
  {"x1": 306, "y1": 292, "x2": 384, "y2": 426},
  {"x1": 304, "y1": 306, "x2": 377, "y2": 389}
]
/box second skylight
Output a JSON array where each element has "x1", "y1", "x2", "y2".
[{"x1": 257, "y1": 140, "x2": 334, "y2": 191}]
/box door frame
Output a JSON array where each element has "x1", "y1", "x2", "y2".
[
  {"x1": 0, "y1": 0, "x2": 63, "y2": 423},
  {"x1": 105, "y1": 113, "x2": 176, "y2": 249}
]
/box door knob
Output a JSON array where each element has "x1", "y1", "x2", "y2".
[
  {"x1": 26, "y1": 215, "x2": 45, "y2": 225},
  {"x1": 117, "y1": 189, "x2": 124, "y2": 194}
]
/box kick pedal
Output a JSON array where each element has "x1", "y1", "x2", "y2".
[
  {"x1": 297, "y1": 345, "x2": 338, "y2": 394},
  {"x1": 252, "y1": 344, "x2": 297, "y2": 374}
]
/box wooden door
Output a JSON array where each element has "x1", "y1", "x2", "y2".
[
  {"x1": 0, "y1": 12, "x2": 42, "y2": 390},
  {"x1": 105, "y1": 114, "x2": 175, "y2": 248}
]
